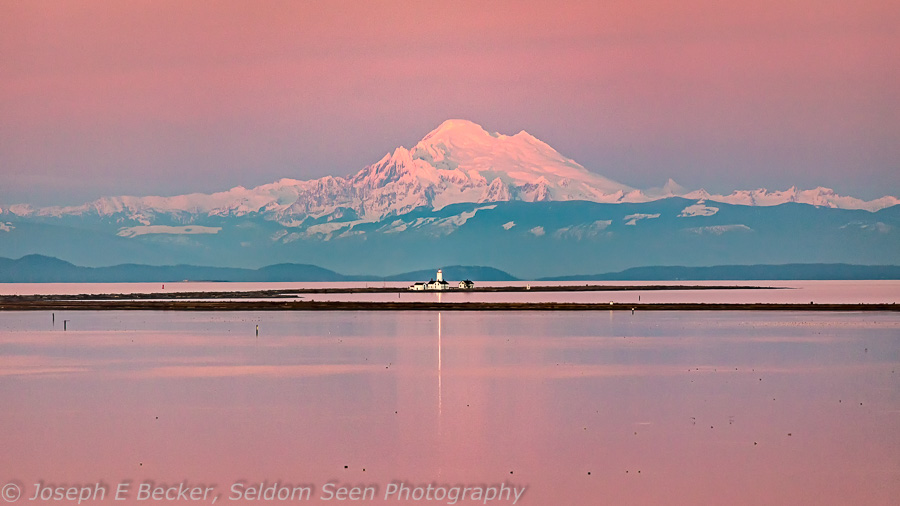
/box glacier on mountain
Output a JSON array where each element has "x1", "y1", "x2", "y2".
[
  {"x1": 553, "y1": 220, "x2": 613, "y2": 240},
  {"x1": 679, "y1": 202, "x2": 720, "y2": 217},
  {"x1": 686, "y1": 224, "x2": 754, "y2": 235},
  {"x1": 117, "y1": 225, "x2": 222, "y2": 238},
  {"x1": 623, "y1": 213, "x2": 660, "y2": 226}
]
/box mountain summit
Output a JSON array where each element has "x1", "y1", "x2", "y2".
[
  {"x1": 411, "y1": 119, "x2": 634, "y2": 199},
  {"x1": 346, "y1": 119, "x2": 637, "y2": 219},
  {"x1": 2, "y1": 120, "x2": 897, "y2": 226}
]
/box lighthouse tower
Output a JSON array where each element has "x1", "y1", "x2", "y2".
[{"x1": 436, "y1": 269, "x2": 443, "y2": 282}]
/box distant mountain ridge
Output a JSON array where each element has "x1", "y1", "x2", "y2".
[
  {"x1": 1, "y1": 199, "x2": 897, "y2": 278},
  {"x1": 1, "y1": 255, "x2": 898, "y2": 283},
  {"x1": 543, "y1": 264, "x2": 900, "y2": 281},
  {"x1": 1, "y1": 121, "x2": 898, "y2": 277},
  {"x1": 381, "y1": 266, "x2": 517, "y2": 282},
  {"x1": 2, "y1": 120, "x2": 897, "y2": 230},
  {"x1": 0, "y1": 255, "x2": 516, "y2": 283}
]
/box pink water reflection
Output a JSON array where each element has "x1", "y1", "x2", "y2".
[
  {"x1": 1, "y1": 311, "x2": 898, "y2": 505},
  {"x1": 2, "y1": 280, "x2": 898, "y2": 304}
]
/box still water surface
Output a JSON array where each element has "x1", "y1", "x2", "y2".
[
  {"x1": 1, "y1": 310, "x2": 898, "y2": 505},
  {"x1": 1, "y1": 280, "x2": 898, "y2": 304}
]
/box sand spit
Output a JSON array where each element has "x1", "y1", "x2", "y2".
[
  {"x1": 0, "y1": 300, "x2": 895, "y2": 312},
  {"x1": 1, "y1": 283, "x2": 776, "y2": 302}
]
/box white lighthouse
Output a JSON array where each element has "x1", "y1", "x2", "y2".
[{"x1": 409, "y1": 268, "x2": 451, "y2": 291}]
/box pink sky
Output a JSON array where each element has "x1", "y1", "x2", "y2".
[{"x1": 1, "y1": 0, "x2": 898, "y2": 205}]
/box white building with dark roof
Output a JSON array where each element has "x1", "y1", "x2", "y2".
[
  {"x1": 426, "y1": 269, "x2": 450, "y2": 290},
  {"x1": 408, "y1": 269, "x2": 453, "y2": 291}
]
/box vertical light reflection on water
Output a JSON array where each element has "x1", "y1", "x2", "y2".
[
  {"x1": 437, "y1": 311, "x2": 443, "y2": 481},
  {"x1": 438, "y1": 312, "x2": 442, "y2": 426}
]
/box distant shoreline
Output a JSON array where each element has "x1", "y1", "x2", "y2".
[
  {"x1": 3, "y1": 255, "x2": 899, "y2": 284},
  {"x1": 0, "y1": 300, "x2": 896, "y2": 312},
  {"x1": 1, "y1": 283, "x2": 779, "y2": 302},
  {"x1": 2, "y1": 284, "x2": 895, "y2": 312}
]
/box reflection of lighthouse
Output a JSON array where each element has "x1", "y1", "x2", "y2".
[
  {"x1": 438, "y1": 312, "x2": 442, "y2": 424},
  {"x1": 437, "y1": 311, "x2": 443, "y2": 475}
]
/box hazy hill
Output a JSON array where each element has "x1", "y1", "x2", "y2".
[
  {"x1": 544, "y1": 264, "x2": 900, "y2": 281},
  {"x1": 384, "y1": 266, "x2": 518, "y2": 282},
  {"x1": 0, "y1": 255, "x2": 896, "y2": 283},
  {"x1": 0, "y1": 255, "x2": 348, "y2": 283}
]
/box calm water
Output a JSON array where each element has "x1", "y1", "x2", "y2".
[
  {"x1": 1, "y1": 309, "x2": 898, "y2": 505},
  {"x1": 1, "y1": 280, "x2": 899, "y2": 304}
]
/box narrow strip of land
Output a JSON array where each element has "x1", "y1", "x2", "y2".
[
  {"x1": 1, "y1": 284, "x2": 778, "y2": 302},
  {"x1": 0, "y1": 300, "x2": 895, "y2": 312}
]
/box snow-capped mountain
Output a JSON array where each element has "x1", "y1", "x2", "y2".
[
  {"x1": 680, "y1": 187, "x2": 900, "y2": 212},
  {"x1": 2, "y1": 119, "x2": 897, "y2": 227}
]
